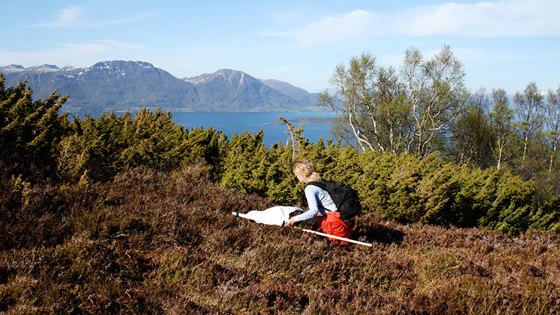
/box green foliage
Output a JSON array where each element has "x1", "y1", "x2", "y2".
[
  {"x1": 321, "y1": 46, "x2": 468, "y2": 156},
  {"x1": 119, "y1": 109, "x2": 188, "y2": 169},
  {"x1": 220, "y1": 130, "x2": 270, "y2": 195},
  {"x1": 182, "y1": 126, "x2": 227, "y2": 177},
  {"x1": 319, "y1": 52, "x2": 415, "y2": 154},
  {"x1": 58, "y1": 111, "x2": 126, "y2": 181},
  {"x1": 477, "y1": 170, "x2": 536, "y2": 234},
  {"x1": 514, "y1": 82, "x2": 546, "y2": 161},
  {"x1": 529, "y1": 197, "x2": 560, "y2": 232},
  {"x1": 319, "y1": 49, "x2": 560, "y2": 208},
  {"x1": 489, "y1": 88, "x2": 515, "y2": 169},
  {"x1": 57, "y1": 108, "x2": 226, "y2": 181},
  {"x1": 449, "y1": 90, "x2": 496, "y2": 168},
  {"x1": 0, "y1": 75, "x2": 70, "y2": 180},
  {"x1": 264, "y1": 144, "x2": 300, "y2": 205},
  {"x1": 328, "y1": 150, "x2": 550, "y2": 235},
  {"x1": 366, "y1": 152, "x2": 443, "y2": 223},
  {"x1": 10, "y1": 174, "x2": 32, "y2": 206}
]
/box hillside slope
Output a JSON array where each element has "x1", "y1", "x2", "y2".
[{"x1": 1, "y1": 166, "x2": 559, "y2": 313}]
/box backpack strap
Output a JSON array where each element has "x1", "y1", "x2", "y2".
[
  {"x1": 306, "y1": 181, "x2": 326, "y2": 190},
  {"x1": 305, "y1": 181, "x2": 336, "y2": 212}
]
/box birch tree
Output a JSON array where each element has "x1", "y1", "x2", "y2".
[
  {"x1": 318, "y1": 53, "x2": 413, "y2": 154},
  {"x1": 450, "y1": 89, "x2": 494, "y2": 168},
  {"x1": 489, "y1": 88, "x2": 514, "y2": 170},
  {"x1": 401, "y1": 46, "x2": 468, "y2": 157},
  {"x1": 320, "y1": 46, "x2": 466, "y2": 157},
  {"x1": 513, "y1": 82, "x2": 545, "y2": 161},
  {"x1": 546, "y1": 86, "x2": 560, "y2": 173}
]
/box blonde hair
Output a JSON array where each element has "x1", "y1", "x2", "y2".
[{"x1": 293, "y1": 160, "x2": 322, "y2": 182}]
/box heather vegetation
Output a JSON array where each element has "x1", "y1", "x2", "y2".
[
  {"x1": 1, "y1": 43, "x2": 560, "y2": 313},
  {"x1": 2, "y1": 164, "x2": 559, "y2": 313}
]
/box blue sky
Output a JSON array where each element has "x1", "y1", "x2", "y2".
[{"x1": 0, "y1": 0, "x2": 559, "y2": 94}]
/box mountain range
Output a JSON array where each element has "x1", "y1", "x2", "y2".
[{"x1": 0, "y1": 61, "x2": 321, "y2": 113}]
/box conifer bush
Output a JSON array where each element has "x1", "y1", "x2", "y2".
[
  {"x1": 57, "y1": 109, "x2": 200, "y2": 181},
  {"x1": 0, "y1": 75, "x2": 70, "y2": 181},
  {"x1": 220, "y1": 130, "x2": 270, "y2": 195},
  {"x1": 263, "y1": 144, "x2": 301, "y2": 204}
]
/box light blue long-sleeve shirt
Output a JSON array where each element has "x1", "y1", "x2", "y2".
[{"x1": 292, "y1": 184, "x2": 337, "y2": 222}]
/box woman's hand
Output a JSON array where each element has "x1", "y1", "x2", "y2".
[{"x1": 284, "y1": 218, "x2": 296, "y2": 228}]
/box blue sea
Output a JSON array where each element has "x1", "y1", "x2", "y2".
[{"x1": 172, "y1": 111, "x2": 337, "y2": 146}]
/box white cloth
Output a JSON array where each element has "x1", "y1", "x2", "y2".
[{"x1": 233, "y1": 206, "x2": 301, "y2": 226}]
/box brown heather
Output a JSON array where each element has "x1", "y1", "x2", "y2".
[{"x1": 1, "y1": 165, "x2": 559, "y2": 314}]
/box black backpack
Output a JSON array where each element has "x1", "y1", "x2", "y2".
[{"x1": 306, "y1": 180, "x2": 362, "y2": 221}]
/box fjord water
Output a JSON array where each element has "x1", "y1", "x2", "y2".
[{"x1": 172, "y1": 111, "x2": 336, "y2": 146}]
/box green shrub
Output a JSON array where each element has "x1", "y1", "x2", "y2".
[
  {"x1": 0, "y1": 75, "x2": 70, "y2": 181},
  {"x1": 220, "y1": 131, "x2": 270, "y2": 195}
]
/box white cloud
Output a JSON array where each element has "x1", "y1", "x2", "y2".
[
  {"x1": 90, "y1": 16, "x2": 150, "y2": 27},
  {"x1": 30, "y1": 5, "x2": 155, "y2": 28},
  {"x1": 265, "y1": 0, "x2": 560, "y2": 46},
  {"x1": 400, "y1": 0, "x2": 560, "y2": 37},
  {"x1": 63, "y1": 40, "x2": 143, "y2": 54},
  {"x1": 263, "y1": 9, "x2": 379, "y2": 45},
  {"x1": 0, "y1": 40, "x2": 142, "y2": 66},
  {"x1": 32, "y1": 5, "x2": 85, "y2": 28}
]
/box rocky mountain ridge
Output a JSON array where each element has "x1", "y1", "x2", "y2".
[{"x1": 0, "y1": 61, "x2": 320, "y2": 113}]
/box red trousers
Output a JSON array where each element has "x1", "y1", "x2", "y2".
[{"x1": 318, "y1": 211, "x2": 352, "y2": 245}]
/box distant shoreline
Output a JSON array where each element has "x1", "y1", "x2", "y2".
[
  {"x1": 264, "y1": 117, "x2": 335, "y2": 125},
  {"x1": 63, "y1": 108, "x2": 327, "y2": 115}
]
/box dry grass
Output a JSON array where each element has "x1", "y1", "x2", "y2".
[{"x1": 1, "y1": 165, "x2": 559, "y2": 314}]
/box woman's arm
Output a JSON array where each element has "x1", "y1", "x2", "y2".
[{"x1": 289, "y1": 186, "x2": 322, "y2": 223}]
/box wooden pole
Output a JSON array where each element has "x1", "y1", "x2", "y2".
[
  {"x1": 232, "y1": 212, "x2": 372, "y2": 247},
  {"x1": 294, "y1": 227, "x2": 373, "y2": 247}
]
